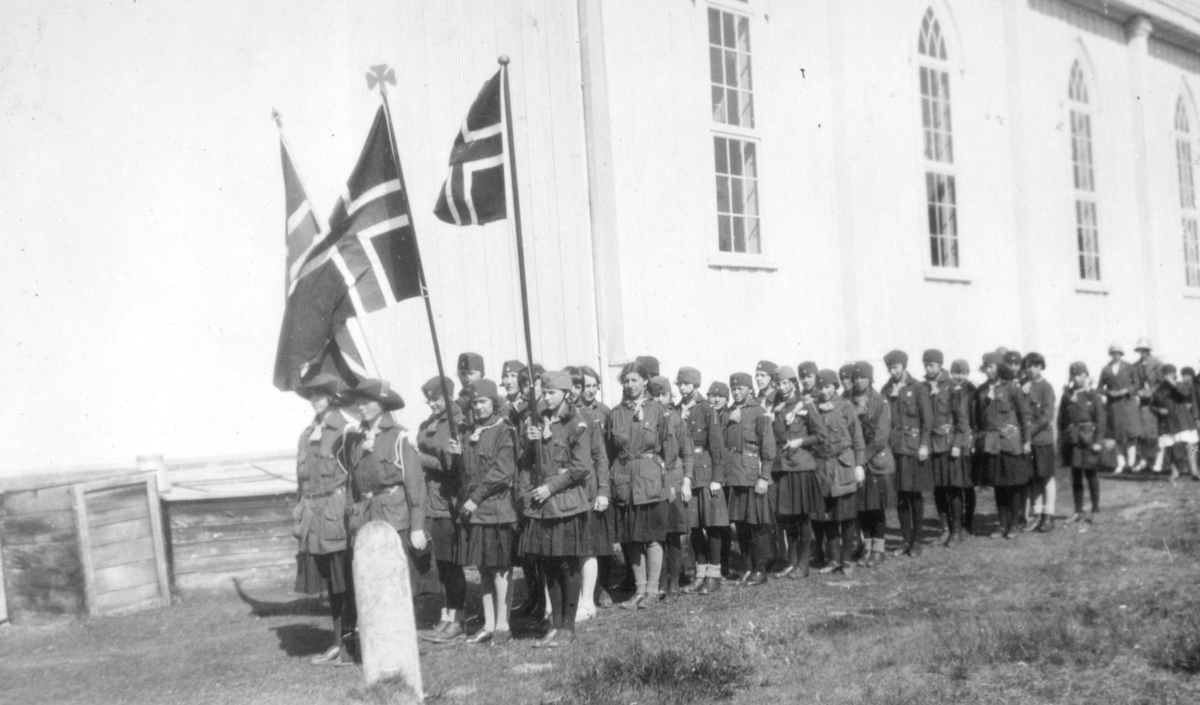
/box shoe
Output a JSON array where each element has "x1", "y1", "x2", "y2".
[
  {"x1": 1191, "y1": 472, "x2": 1200, "y2": 482},
  {"x1": 988, "y1": 530, "x2": 1003, "y2": 540},
  {"x1": 850, "y1": 544, "x2": 867, "y2": 562},
  {"x1": 425, "y1": 621, "x2": 465, "y2": 644},
  {"x1": 575, "y1": 607, "x2": 596, "y2": 623},
  {"x1": 840, "y1": 564, "x2": 854, "y2": 577},
  {"x1": 908, "y1": 542, "x2": 923, "y2": 557},
  {"x1": 817, "y1": 563, "x2": 839, "y2": 574},
  {"x1": 596, "y1": 589, "x2": 613, "y2": 608},
  {"x1": 1169, "y1": 469, "x2": 1180, "y2": 484},
  {"x1": 789, "y1": 565, "x2": 810, "y2": 578},
  {"x1": 491, "y1": 629, "x2": 512, "y2": 646},
  {"x1": 744, "y1": 571, "x2": 768, "y2": 587},
  {"x1": 1031, "y1": 514, "x2": 1045, "y2": 532},
  {"x1": 1037, "y1": 514, "x2": 1055, "y2": 532},
  {"x1": 532, "y1": 629, "x2": 559, "y2": 649},
  {"x1": 1112, "y1": 462, "x2": 1126, "y2": 475},
  {"x1": 771, "y1": 564, "x2": 795, "y2": 578},
  {"x1": 892, "y1": 543, "x2": 910, "y2": 557},
  {"x1": 859, "y1": 552, "x2": 878, "y2": 568},
  {"x1": 1065, "y1": 512, "x2": 1082, "y2": 524},
  {"x1": 311, "y1": 645, "x2": 354, "y2": 666},
  {"x1": 464, "y1": 630, "x2": 494, "y2": 645},
  {"x1": 1133, "y1": 460, "x2": 1148, "y2": 473},
  {"x1": 1083, "y1": 511, "x2": 1094, "y2": 524},
  {"x1": 620, "y1": 593, "x2": 645, "y2": 611},
  {"x1": 698, "y1": 577, "x2": 721, "y2": 594},
  {"x1": 662, "y1": 590, "x2": 682, "y2": 605},
  {"x1": 548, "y1": 629, "x2": 575, "y2": 648},
  {"x1": 420, "y1": 621, "x2": 450, "y2": 642},
  {"x1": 682, "y1": 580, "x2": 705, "y2": 595},
  {"x1": 937, "y1": 521, "x2": 951, "y2": 545},
  {"x1": 639, "y1": 593, "x2": 661, "y2": 609}
]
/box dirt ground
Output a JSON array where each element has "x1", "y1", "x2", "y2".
[{"x1": 2, "y1": 468, "x2": 1199, "y2": 705}]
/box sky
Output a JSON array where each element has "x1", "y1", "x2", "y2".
[{"x1": 0, "y1": 1, "x2": 433, "y2": 475}]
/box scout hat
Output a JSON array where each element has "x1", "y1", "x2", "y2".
[
  {"x1": 1003, "y1": 351, "x2": 1023, "y2": 367},
  {"x1": 950, "y1": 359, "x2": 970, "y2": 374},
  {"x1": 853, "y1": 361, "x2": 874, "y2": 380},
  {"x1": 774, "y1": 365, "x2": 798, "y2": 382},
  {"x1": 707, "y1": 381, "x2": 730, "y2": 399},
  {"x1": 883, "y1": 350, "x2": 908, "y2": 368},
  {"x1": 542, "y1": 370, "x2": 574, "y2": 392},
  {"x1": 729, "y1": 372, "x2": 754, "y2": 389},
  {"x1": 1135, "y1": 337, "x2": 1152, "y2": 352},
  {"x1": 922, "y1": 349, "x2": 944, "y2": 365},
  {"x1": 756, "y1": 360, "x2": 778, "y2": 376},
  {"x1": 502, "y1": 360, "x2": 527, "y2": 376},
  {"x1": 649, "y1": 375, "x2": 673, "y2": 397},
  {"x1": 457, "y1": 352, "x2": 485, "y2": 375},
  {"x1": 816, "y1": 369, "x2": 840, "y2": 389},
  {"x1": 1108, "y1": 341, "x2": 1124, "y2": 355},
  {"x1": 1181, "y1": 366, "x2": 1196, "y2": 378},
  {"x1": 1023, "y1": 352, "x2": 1045, "y2": 369},
  {"x1": 294, "y1": 373, "x2": 345, "y2": 401},
  {"x1": 420, "y1": 376, "x2": 456, "y2": 400},
  {"x1": 1161, "y1": 363, "x2": 1178, "y2": 377},
  {"x1": 469, "y1": 378, "x2": 503, "y2": 404},
  {"x1": 1069, "y1": 362, "x2": 1088, "y2": 378},
  {"x1": 980, "y1": 352, "x2": 1004, "y2": 370},
  {"x1": 838, "y1": 363, "x2": 855, "y2": 380},
  {"x1": 344, "y1": 378, "x2": 405, "y2": 411},
  {"x1": 676, "y1": 367, "x2": 702, "y2": 386},
  {"x1": 798, "y1": 361, "x2": 819, "y2": 377},
  {"x1": 635, "y1": 355, "x2": 661, "y2": 377}
]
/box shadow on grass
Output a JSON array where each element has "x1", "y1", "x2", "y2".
[
  {"x1": 234, "y1": 579, "x2": 329, "y2": 618},
  {"x1": 551, "y1": 637, "x2": 753, "y2": 705},
  {"x1": 349, "y1": 673, "x2": 421, "y2": 705},
  {"x1": 269, "y1": 623, "x2": 334, "y2": 657}
]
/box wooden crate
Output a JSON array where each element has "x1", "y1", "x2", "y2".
[{"x1": 0, "y1": 472, "x2": 170, "y2": 619}]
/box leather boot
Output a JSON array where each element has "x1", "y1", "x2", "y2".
[
  {"x1": 937, "y1": 514, "x2": 950, "y2": 545},
  {"x1": 1037, "y1": 513, "x2": 1055, "y2": 532}
]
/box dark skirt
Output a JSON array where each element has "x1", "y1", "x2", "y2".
[
  {"x1": 520, "y1": 513, "x2": 589, "y2": 557},
  {"x1": 456, "y1": 522, "x2": 515, "y2": 569},
  {"x1": 294, "y1": 550, "x2": 351, "y2": 596},
  {"x1": 614, "y1": 501, "x2": 668, "y2": 544},
  {"x1": 726, "y1": 486, "x2": 774, "y2": 526},
  {"x1": 1029, "y1": 444, "x2": 1058, "y2": 480},
  {"x1": 974, "y1": 452, "x2": 1030, "y2": 487},
  {"x1": 1108, "y1": 399, "x2": 1141, "y2": 444},
  {"x1": 1067, "y1": 443, "x2": 1103, "y2": 471},
  {"x1": 895, "y1": 455, "x2": 934, "y2": 493},
  {"x1": 857, "y1": 472, "x2": 897, "y2": 512},
  {"x1": 822, "y1": 493, "x2": 859, "y2": 523},
  {"x1": 688, "y1": 486, "x2": 731, "y2": 528},
  {"x1": 583, "y1": 508, "x2": 617, "y2": 557},
  {"x1": 930, "y1": 453, "x2": 971, "y2": 488},
  {"x1": 666, "y1": 494, "x2": 690, "y2": 535},
  {"x1": 770, "y1": 471, "x2": 824, "y2": 516},
  {"x1": 427, "y1": 516, "x2": 457, "y2": 563}
]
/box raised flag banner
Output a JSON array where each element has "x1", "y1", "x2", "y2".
[
  {"x1": 274, "y1": 107, "x2": 422, "y2": 391},
  {"x1": 433, "y1": 69, "x2": 506, "y2": 226}
]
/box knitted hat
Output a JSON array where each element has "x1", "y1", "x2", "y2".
[
  {"x1": 707, "y1": 381, "x2": 730, "y2": 399},
  {"x1": 501, "y1": 359, "x2": 527, "y2": 376},
  {"x1": 774, "y1": 365, "x2": 798, "y2": 382},
  {"x1": 469, "y1": 378, "x2": 502, "y2": 403},
  {"x1": 922, "y1": 349, "x2": 944, "y2": 365},
  {"x1": 838, "y1": 363, "x2": 855, "y2": 379},
  {"x1": 676, "y1": 366, "x2": 702, "y2": 386},
  {"x1": 798, "y1": 361, "x2": 819, "y2": 377},
  {"x1": 542, "y1": 370, "x2": 574, "y2": 392},
  {"x1": 950, "y1": 359, "x2": 970, "y2": 374},
  {"x1": 816, "y1": 369, "x2": 840, "y2": 389},
  {"x1": 635, "y1": 355, "x2": 660, "y2": 377},
  {"x1": 649, "y1": 375, "x2": 673, "y2": 397},
  {"x1": 883, "y1": 350, "x2": 908, "y2": 368},
  {"x1": 756, "y1": 360, "x2": 778, "y2": 375},
  {"x1": 457, "y1": 352, "x2": 485, "y2": 375},
  {"x1": 853, "y1": 361, "x2": 874, "y2": 380},
  {"x1": 981, "y1": 352, "x2": 1004, "y2": 370},
  {"x1": 729, "y1": 372, "x2": 754, "y2": 389},
  {"x1": 420, "y1": 376, "x2": 456, "y2": 400},
  {"x1": 1069, "y1": 362, "x2": 1089, "y2": 378}
]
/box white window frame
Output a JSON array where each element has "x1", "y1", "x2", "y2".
[
  {"x1": 1176, "y1": 97, "x2": 1200, "y2": 293},
  {"x1": 1069, "y1": 60, "x2": 1102, "y2": 290}
]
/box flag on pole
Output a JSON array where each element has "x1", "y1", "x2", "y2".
[
  {"x1": 274, "y1": 107, "x2": 421, "y2": 391},
  {"x1": 433, "y1": 70, "x2": 506, "y2": 226}
]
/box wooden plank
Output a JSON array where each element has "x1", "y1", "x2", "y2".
[
  {"x1": 94, "y1": 580, "x2": 162, "y2": 614},
  {"x1": 1, "y1": 509, "x2": 75, "y2": 545},
  {"x1": 93, "y1": 559, "x2": 157, "y2": 595},
  {"x1": 170, "y1": 518, "x2": 292, "y2": 544},
  {"x1": 88, "y1": 518, "x2": 152, "y2": 547},
  {"x1": 76, "y1": 474, "x2": 154, "y2": 496},
  {"x1": 2, "y1": 562, "x2": 80, "y2": 590},
  {"x1": 145, "y1": 475, "x2": 171, "y2": 614},
  {"x1": 171, "y1": 533, "x2": 295, "y2": 559},
  {"x1": 173, "y1": 547, "x2": 296, "y2": 576},
  {"x1": 167, "y1": 503, "x2": 292, "y2": 528},
  {"x1": 174, "y1": 564, "x2": 294, "y2": 591},
  {"x1": 0, "y1": 487, "x2": 75, "y2": 514},
  {"x1": 2, "y1": 542, "x2": 81, "y2": 573},
  {"x1": 4, "y1": 585, "x2": 84, "y2": 616},
  {"x1": 168, "y1": 496, "x2": 294, "y2": 517},
  {"x1": 72, "y1": 484, "x2": 98, "y2": 617},
  {"x1": 86, "y1": 501, "x2": 150, "y2": 528},
  {"x1": 83, "y1": 484, "x2": 147, "y2": 514},
  {"x1": 91, "y1": 536, "x2": 155, "y2": 570}
]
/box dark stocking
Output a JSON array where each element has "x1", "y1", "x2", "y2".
[
  {"x1": 439, "y1": 560, "x2": 466, "y2": 612},
  {"x1": 964, "y1": 487, "x2": 977, "y2": 532},
  {"x1": 752, "y1": 526, "x2": 773, "y2": 572}
]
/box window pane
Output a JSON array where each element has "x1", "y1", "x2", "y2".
[
  {"x1": 708, "y1": 8, "x2": 721, "y2": 46},
  {"x1": 712, "y1": 86, "x2": 726, "y2": 123},
  {"x1": 726, "y1": 88, "x2": 740, "y2": 126},
  {"x1": 742, "y1": 142, "x2": 756, "y2": 179},
  {"x1": 729, "y1": 140, "x2": 743, "y2": 176},
  {"x1": 716, "y1": 176, "x2": 731, "y2": 213},
  {"x1": 739, "y1": 54, "x2": 753, "y2": 92},
  {"x1": 710, "y1": 47, "x2": 724, "y2": 84},
  {"x1": 736, "y1": 16, "x2": 751, "y2": 53},
  {"x1": 731, "y1": 178, "x2": 744, "y2": 214},
  {"x1": 733, "y1": 215, "x2": 745, "y2": 252},
  {"x1": 741, "y1": 91, "x2": 755, "y2": 128},
  {"x1": 718, "y1": 214, "x2": 732, "y2": 252},
  {"x1": 744, "y1": 180, "x2": 758, "y2": 216},
  {"x1": 714, "y1": 137, "x2": 728, "y2": 175},
  {"x1": 724, "y1": 50, "x2": 738, "y2": 89},
  {"x1": 747, "y1": 217, "x2": 761, "y2": 254},
  {"x1": 722, "y1": 12, "x2": 735, "y2": 49}
]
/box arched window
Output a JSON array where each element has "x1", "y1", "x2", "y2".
[
  {"x1": 918, "y1": 8, "x2": 958, "y2": 268},
  {"x1": 1069, "y1": 61, "x2": 1100, "y2": 281},
  {"x1": 1175, "y1": 97, "x2": 1200, "y2": 288}
]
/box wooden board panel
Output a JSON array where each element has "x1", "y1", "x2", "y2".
[
  {"x1": 171, "y1": 533, "x2": 294, "y2": 560},
  {"x1": 1, "y1": 509, "x2": 75, "y2": 546},
  {"x1": 173, "y1": 564, "x2": 294, "y2": 591},
  {"x1": 0, "y1": 487, "x2": 75, "y2": 514},
  {"x1": 91, "y1": 536, "x2": 155, "y2": 570},
  {"x1": 85, "y1": 501, "x2": 150, "y2": 528},
  {"x1": 3, "y1": 585, "x2": 84, "y2": 615},
  {"x1": 88, "y1": 517, "x2": 152, "y2": 547},
  {"x1": 167, "y1": 496, "x2": 293, "y2": 518},
  {"x1": 2, "y1": 542, "x2": 82, "y2": 576},
  {"x1": 167, "y1": 502, "x2": 293, "y2": 529},
  {"x1": 93, "y1": 559, "x2": 158, "y2": 595},
  {"x1": 83, "y1": 485, "x2": 147, "y2": 514},
  {"x1": 93, "y1": 580, "x2": 162, "y2": 614},
  {"x1": 173, "y1": 547, "x2": 296, "y2": 576},
  {"x1": 170, "y1": 518, "x2": 292, "y2": 545}
]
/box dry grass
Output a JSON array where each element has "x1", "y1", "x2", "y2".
[{"x1": 2, "y1": 468, "x2": 1199, "y2": 705}]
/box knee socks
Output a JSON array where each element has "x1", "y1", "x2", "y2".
[
  {"x1": 645, "y1": 542, "x2": 664, "y2": 595},
  {"x1": 544, "y1": 558, "x2": 582, "y2": 631},
  {"x1": 752, "y1": 526, "x2": 773, "y2": 572},
  {"x1": 934, "y1": 487, "x2": 950, "y2": 521},
  {"x1": 964, "y1": 488, "x2": 977, "y2": 531},
  {"x1": 439, "y1": 561, "x2": 466, "y2": 612},
  {"x1": 995, "y1": 487, "x2": 1010, "y2": 532},
  {"x1": 899, "y1": 493, "x2": 923, "y2": 543},
  {"x1": 660, "y1": 534, "x2": 683, "y2": 593},
  {"x1": 840, "y1": 520, "x2": 857, "y2": 566}
]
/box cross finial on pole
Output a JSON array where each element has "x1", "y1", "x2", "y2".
[{"x1": 366, "y1": 64, "x2": 397, "y2": 96}]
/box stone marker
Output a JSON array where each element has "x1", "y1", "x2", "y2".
[{"x1": 353, "y1": 520, "x2": 423, "y2": 698}]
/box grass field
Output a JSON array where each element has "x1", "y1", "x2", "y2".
[{"x1": 3, "y1": 469, "x2": 1199, "y2": 705}]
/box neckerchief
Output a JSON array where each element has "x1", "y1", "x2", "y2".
[
  {"x1": 728, "y1": 399, "x2": 746, "y2": 424},
  {"x1": 888, "y1": 374, "x2": 908, "y2": 398},
  {"x1": 678, "y1": 392, "x2": 698, "y2": 420},
  {"x1": 622, "y1": 394, "x2": 647, "y2": 421},
  {"x1": 470, "y1": 415, "x2": 505, "y2": 443},
  {"x1": 360, "y1": 416, "x2": 384, "y2": 453},
  {"x1": 308, "y1": 414, "x2": 324, "y2": 443}
]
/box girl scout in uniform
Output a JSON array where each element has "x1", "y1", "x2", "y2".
[
  {"x1": 812, "y1": 370, "x2": 865, "y2": 575},
  {"x1": 767, "y1": 366, "x2": 827, "y2": 579},
  {"x1": 722, "y1": 372, "x2": 777, "y2": 586},
  {"x1": 973, "y1": 353, "x2": 1031, "y2": 539},
  {"x1": 565, "y1": 365, "x2": 613, "y2": 619},
  {"x1": 293, "y1": 374, "x2": 355, "y2": 666},
  {"x1": 676, "y1": 367, "x2": 729, "y2": 595},
  {"x1": 1022, "y1": 354, "x2": 1058, "y2": 532},
  {"x1": 849, "y1": 362, "x2": 896, "y2": 566},
  {"x1": 922, "y1": 350, "x2": 971, "y2": 546},
  {"x1": 650, "y1": 375, "x2": 694, "y2": 600},
  {"x1": 881, "y1": 350, "x2": 933, "y2": 557},
  {"x1": 1059, "y1": 362, "x2": 1106, "y2": 524},
  {"x1": 450, "y1": 379, "x2": 518, "y2": 645},
  {"x1": 520, "y1": 371, "x2": 592, "y2": 647}
]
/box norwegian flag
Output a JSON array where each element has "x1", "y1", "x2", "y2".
[
  {"x1": 433, "y1": 70, "x2": 507, "y2": 226},
  {"x1": 273, "y1": 107, "x2": 421, "y2": 391}
]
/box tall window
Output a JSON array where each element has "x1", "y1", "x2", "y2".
[
  {"x1": 1069, "y1": 61, "x2": 1100, "y2": 281},
  {"x1": 709, "y1": 5, "x2": 761, "y2": 254},
  {"x1": 1176, "y1": 98, "x2": 1200, "y2": 288},
  {"x1": 918, "y1": 8, "x2": 958, "y2": 268}
]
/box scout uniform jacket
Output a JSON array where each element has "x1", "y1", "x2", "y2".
[
  {"x1": 1058, "y1": 386, "x2": 1106, "y2": 448},
  {"x1": 1152, "y1": 382, "x2": 1196, "y2": 435},
  {"x1": 663, "y1": 408, "x2": 696, "y2": 493},
  {"x1": 881, "y1": 372, "x2": 933, "y2": 456},
  {"x1": 416, "y1": 405, "x2": 464, "y2": 521},
  {"x1": 606, "y1": 398, "x2": 677, "y2": 506},
  {"x1": 925, "y1": 370, "x2": 970, "y2": 455},
  {"x1": 721, "y1": 396, "x2": 777, "y2": 487},
  {"x1": 675, "y1": 393, "x2": 726, "y2": 486},
  {"x1": 770, "y1": 394, "x2": 825, "y2": 473},
  {"x1": 1023, "y1": 378, "x2": 1057, "y2": 447},
  {"x1": 1098, "y1": 360, "x2": 1142, "y2": 407},
  {"x1": 520, "y1": 405, "x2": 592, "y2": 520},
  {"x1": 460, "y1": 416, "x2": 519, "y2": 525},
  {"x1": 347, "y1": 415, "x2": 426, "y2": 535},
  {"x1": 294, "y1": 410, "x2": 352, "y2": 555},
  {"x1": 576, "y1": 404, "x2": 611, "y2": 502},
  {"x1": 973, "y1": 379, "x2": 1031, "y2": 455},
  {"x1": 813, "y1": 396, "x2": 865, "y2": 497},
  {"x1": 851, "y1": 388, "x2": 894, "y2": 475}
]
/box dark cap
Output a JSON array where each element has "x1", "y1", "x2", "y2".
[
  {"x1": 1181, "y1": 366, "x2": 1195, "y2": 377},
  {"x1": 344, "y1": 378, "x2": 405, "y2": 411},
  {"x1": 981, "y1": 352, "x2": 1004, "y2": 369},
  {"x1": 1023, "y1": 352, "x2": 1046, "y2": 369},
  {"x1": 420, "y1": 376, "x2": 456, "y2": 399},
  {"x1": 469, "y1": 378, "x2": 502, "y2": 402},
  {"x1": 756, "y1": 360, "x2": 778, "y2": 375},
  {"x1": 649, "y1": 375, "x2": 672, "y2": 397},
  {"x1": 542, "y1": 370, "x2": 574, "y2": 392},
  {"x1": 798, "y1": 361, "x2": 819, "y2": 377},
  {"x1": 839, "y1": 363, "x2": 855, "y2": 379},
  {"x1": 676, "y1": 366, "x2": 702, "y2": 386},
  {"x1": 707, "y1": 381, "x2": 730, "y2": 399},
  {"x1": 774, "y1": 365, "x2": 798, "y2": 382},
  {"x1": 501, "y1": 360, "x2": 526, "y2": 376},
  {"x1": 950, "y1": 359, "x2": 970, "y2": 374},
  {"x1": 1161, "y1": 363, "x2": 1178, "y2": 377},
  {"x1": 883, "y1": 350, "x2": 908, "y2": 368},
  {"x1": 729, "y1": 372, "x2": 753, "y2": 389},
  {"x1": 922, "y1": 349, "x2": 944, "y2": 365},
  {"x1": 853, "y1": 361, "x2": 874, "y2": 380},
  {"x1": 635, "y1": 355, "x2": 660, "y2": 377},
  {"x1": 1003, "y1": 351, "x2": 1023, "y2": 366},
  {"x1": 1069, "y1": 361, "x2": 1089, "y2": 378},
  {"x1": 816, "y1": 369, "x2": 840, "y2": 389},
  {"x1": 457, "y1": 352, "x2": 485, "y2": 375}
]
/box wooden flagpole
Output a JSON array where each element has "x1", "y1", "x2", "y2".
[{"x1": 368, "y1": 67, "x2": 459, "y2": 442}]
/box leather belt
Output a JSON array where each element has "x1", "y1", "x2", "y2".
[
  {"x1": 303, "y1": 487, "x2": 343, "y2": 500},
  {"x1": 363, "y1": 484, "x2": 401, "y2": 499}
]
